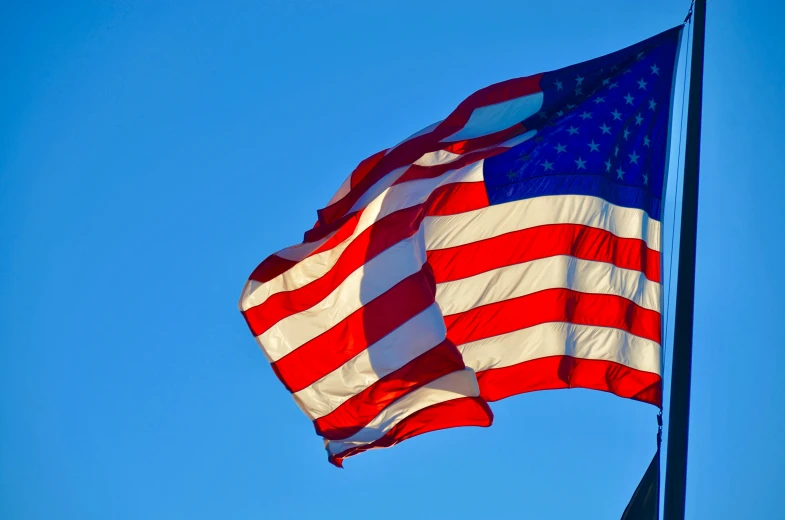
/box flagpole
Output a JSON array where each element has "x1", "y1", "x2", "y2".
[{"x1": 663, "y1": 1, "x2": 706, "y2": 519}]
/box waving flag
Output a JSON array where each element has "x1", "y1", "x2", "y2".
[{"x1": 240, "y1": 26, "x2": 682, "y2": 466}]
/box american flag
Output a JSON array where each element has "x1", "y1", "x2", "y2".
[{"x1": 240, "y1": 26, "x2": 682, "y2": 466}]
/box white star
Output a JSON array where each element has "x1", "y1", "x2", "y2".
[
  {"x1": 648, "y1": 98, "x2": 657, "y2": 110},
  {"x1": 575, "y1": 157, "x2": 587, "y2": 170},
  {"x1": 623, "y1": 127, "x2": 631, "y2": 140},
  {"x1": 611, "y1": 109, "x2": 622, "y2": 121},
  {"x1": 575, "y1": 86, "x2": 583, "y2": 95},
  {"x1": 602, "y1": 78, "x2": 610, "y2": 86},
  {"x1": 643, "y1": 172, "x2": 649, "y2": 185},
  {"x1": 624, "y1": 68, "x2": 632, "y2": 75},
  {"x1": 637, "y1": 51, "x2": 645, "y2": 60},
  {"x1": 600, "y1": 123, "x2": 612, "y2": 135},
  {"x1": 614, "y1": 145, "x2": 619, "y2": 156},
  {"x1": 538, "y1": 111, "x2": 548, "y2": 119},
  {"x1": 588, "y1": 140, "x2": 600, "y2": 152},
  {"x1": 567, "y1": 126, "x2": 580, "y2": 135},
  {"x1": 605, "y1": 159, "x2": 612, "y2": 172},
  {"x1": 555, "y1": 80, "x2": 564, "y2": 90},
  {"x1": 541, "y1": 160, "x2": 554, "y2": 171},
  {"x1": 575, "y1": 75, "x2": 585, "y2": 86},
  {"x1": 593, "y1": 96, "x2": 606, "y2": 104},
  {"x1": 635, "y1": 113, "x2": 644, "y2": 125},
  {"x1": 556, "y1": 110, "x2": 564, "y2": 117},
  {"x1": 579, "y1": 111, "x2": 592, "y2": 120},
  {"x1": 611, "y1": 65, "x2": 619, "y2": 72},
  {"x1": 629, "y1": 150, "x2": 640, "y2": 164},
  {"x1": 651, "y1": 64, "x2": 660, "y2": 75},
  {"x1": 566, "y1": 104, "x2": 576, "y2": 110},
  {"x1": 554, "y1": 143, "x2": 567, "y2": 153},
  {"x1": 638, "y1": 78, "x2": 648, "y2": 90},
  {"x1": 616, "y1": 167, "x2": 625, "y2": 179},
  {"x1": 643, "y1": 135, "x2": 652, "y2": 147},
  {"x1": 624, "y1": 93, "x2": 635, "y2": 105},
  {"x1": 609, "y1": 81, "x2": 619, "y2": 89}
]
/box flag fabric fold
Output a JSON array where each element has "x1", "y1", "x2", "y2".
[{"x1": 239, "y1": 26, "x2": 682, "y2": 465}]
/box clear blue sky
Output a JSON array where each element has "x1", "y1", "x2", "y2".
[{"x1": 2, "y1": 1, "x2": 783, "y2": 518}]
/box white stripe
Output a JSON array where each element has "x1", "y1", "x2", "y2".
[
  {"x1": 442, "y1": 92, "x2": 544, "y2": 142},
  {"x1": 436, "y1": 255, "x2": 661, "y2": 316},
  {"x1": 325, "y1": 368, "x2": 479, "y2": 453},
  {"x1": 292, "y1": 304, "x2": 446, "y2": 420},
  {"x1": 257, "y1": 229, "x2": 427, "y2": 362},
  {"x1": 425, "y1": 194, "x2": 661, "y2": 253},
  {"x1": 240, "y1": 161, "x2": 483, "y2": 312},
  {"x1": 459, "y1": 322, "x2": 661, "y2": 374},
  {"x1": 326, "y1": 173, "x2": 353, "y2": 206},
  {"x1": 413, "y1": 149, "x2": 462, "y2": 166}
]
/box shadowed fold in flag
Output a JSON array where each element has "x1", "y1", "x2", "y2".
[{"x1": 239, "y1": 26, "x2": 682, "y2": 466}]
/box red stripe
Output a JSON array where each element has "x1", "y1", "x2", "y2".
[
  {"x1": 314, "y1": 340, "x2": 465, "y2": 440},
  {"x1": 477, "y1": 355, "x2": 662, "y2": 407},
  {"x1": 425, "y1": 182, "x2": 489, "y2": 216},
  {"x1": 351, "y1": 149, "x2": 388, "y2": 189},
  {"x1": 303, "y1": 209, "x2": 361, "y2": 244},
  {"x1": 444, "y1": 288, "x2": 661, "y2": 346},
  {"x1": 309, "y1": 210, "x2": 364, "y2": 257},
  {"x1": 248, "y1": 255, "x2": 298, "y2": 286},
  {"x1": 317, "y1": 75, "x2": 543, "y2": 227},
  {"x1": 272, "y1": 266, "x2": 437, "y2": 392},
  {"x1": 327, "y1": 396, "x2": 493, "y2": 467},
  {"x1": 243, "y1": 204, "x2": 425, "y2": 337},
  {"x1": 428, "y1": 224, "x2": 661, "y2": 284}
]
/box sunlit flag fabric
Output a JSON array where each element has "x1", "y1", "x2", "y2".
[{"x1": 240, "y1": 26, "x2": 682, "y2": 466}]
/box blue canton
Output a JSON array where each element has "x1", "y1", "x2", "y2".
[{"x1": 484, "y1": 27, "x2": 682, "y2": 219}]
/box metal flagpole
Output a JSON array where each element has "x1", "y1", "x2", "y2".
[{"x1": 663, "y1": 1, "x2": 706, "y2": 519}]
